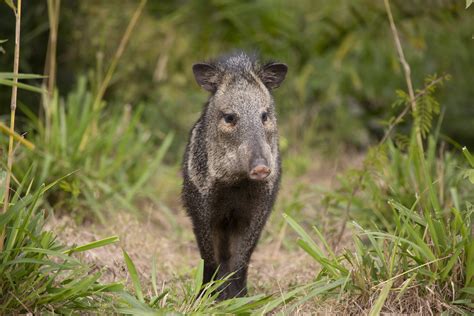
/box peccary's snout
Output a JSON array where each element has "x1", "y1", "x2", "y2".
[
  {"x1": 249, "y1": 158, "x2": 271, "y2": 181},
  {"x1": 241, "y1": 138, "x2": 273, "y2": 181}
]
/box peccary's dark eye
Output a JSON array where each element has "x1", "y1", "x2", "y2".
[
  {"x1": 261, "y1": 112, "x2": 268, "y2": 123},
  {"x1": 223, "y1": 113, "x2": 236, "y2": 124}
]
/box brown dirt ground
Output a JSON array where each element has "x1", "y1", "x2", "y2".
[{"x1": 47, "y1": 152, "x2": 362, "y2": 314}]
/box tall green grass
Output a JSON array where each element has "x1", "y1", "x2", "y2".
[
  {"x1": 283, "y1": 8, "x2": 473, "y2": 309},
  {"x1": 1, "y1": 0, "x2": 165, "y2": 222},
  {"x1": 327, "y1": 134, "x2": 467, "y2": 231},
  {"x1": 283, "y1": 78, "x2": 474, "y2": 313},
  {"x1": 285, "y1": 146, "x2": 473, "y2": 312},
  {"x1": 9, "y1": 77, "x2": 173, "y2": 222},
  {"x1": 0, "y1": 173, "x2": 122, "y2": 314}
]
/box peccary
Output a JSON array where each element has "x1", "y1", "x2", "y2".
[{"x1": 182, "y1": 52, "x2": 287, "y2": 300}]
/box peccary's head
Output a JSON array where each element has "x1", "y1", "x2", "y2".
[{"x1": 193, "y1": 52, "x2": 287, "y2": 183}]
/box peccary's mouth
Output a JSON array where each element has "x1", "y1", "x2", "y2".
[{"x1": 249, "y1": 165, "x2": 271, "y2": 181}]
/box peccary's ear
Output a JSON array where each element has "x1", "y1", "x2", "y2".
[
  {"x1": 192, "y1": 63, "x2": 220, "y2": 92},
  {"x1": 259, "y1": 63, "x2": 288, "y2": 90}
]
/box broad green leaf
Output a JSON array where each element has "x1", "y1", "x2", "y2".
[
  {"x1": 284, "y1": 279, "x2": 346, "y2": 312},
  {"x1": 440, "y1": 246, "x2": 463, "y2": 280},
  {"x1": 91, "y1": 282, "x2": 124, "y2": 293},
  {"x1": 312, "y1": 225, "x2": 337, "y2": 260},
  {"x1": 117, "y1": 292, "x2": 156, "y2": 314},
  {"x1": 466, "y1": 239, "x2": 474, "y2": 286},
  {"x1": 283, "y1": 213, "x2": 320, "y2": 255},
  {"x1": 257, "y1": 283, "x2": 312, "y2": 313}
]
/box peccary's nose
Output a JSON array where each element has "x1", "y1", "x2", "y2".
[{"x1": 249, "y1": 159, "x2": 271, "y2": 181}]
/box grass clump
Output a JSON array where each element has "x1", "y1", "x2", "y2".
[
  {"x1": 116, "y1": 255, "x2": 280, "y2": 315},
  {"x1": 0, "y1": 174, "x2": 122, "y2": 314},
  {"x1": 1, "y1": 0, "x2": 165, "y2": 222},
  {"x1": 282, "y1": 75, "x2": 473, "y2": 312},
  {"x1": 288, "y1": 202, "x2": 472, "y2": 314},
  {"x1": 285, "y1": 143, "x2": 473, "y2": 313},
  {"x1": 9, "y1": 78, "x2": 173, "y2": 222}
]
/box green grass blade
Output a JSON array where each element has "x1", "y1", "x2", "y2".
[
  {"x1": 0, "y1": 72, "x2": 46, "y2": 79},
  {"x1": 465, "y1": 238, "x2": 474, "y2": 286},
  {"x1": 151, "y1": 254, "x2": 158, "y2": 297},
  {"x1": 369, "y1": 280, "x2": 393, "y2": 316},
  {"x1": 0, "y1": 78, "x2": 46, "y2": 93},
  {"x1": 462, "y1": 147, "x2": 474, "y2": 167},
  {"x1": 125, "y1": 132, "x2": 174, "y2": 201},
  {"x1": 283, "y1": 213, "x2": 321, "y2": 255},
  {"x1": 193, "y1": 259, "x2": 204, "y2": 299},
  {"x1": 123, "y1": 250, "x2": 144, "y2": 303},
  {"x1": 64, "y1": 236, "x2": 119, "y2": 255}
]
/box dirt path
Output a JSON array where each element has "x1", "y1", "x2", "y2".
[{"x1": 50, "y1": 208, "x2": 321, "y2": 295}]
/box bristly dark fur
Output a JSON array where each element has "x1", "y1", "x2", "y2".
[{"x1": 182, "y1": 51, "x2": 287, "y2": 300}]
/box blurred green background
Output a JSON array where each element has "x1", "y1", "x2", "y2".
[{"x1": 1, "y1": 0, "x2": 473, "y2": 155}]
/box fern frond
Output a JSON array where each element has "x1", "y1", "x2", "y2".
[
  {"x1": 394, "y1": 133, "x2": 410, "y2": 151},
  {"x1": 412, "y1": 74, "x2": 447, "y2": 138}
]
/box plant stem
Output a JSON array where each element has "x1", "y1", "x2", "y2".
[
  {"x1": 0, "y1": 122, "x2": 35, "y2": 150},
  {"x1": 334, "y1": 0, "x2": 440, "y2": 250},
  {"x1": 78, "y1": 0, "x2": 147, "y2": 151},
  {"x1": 46, "y1": 0, "x2": 60, "y2": 96},
  {"x1": 383, "y1": 0, "x2": 424, "y2": 152},
  {"x1": 42, "y1": 0, "x2": 61, "y2": 141},
  {"x1": 1, "y1": 0, "x2": 22, "y2": 251},
  {"x1": 384, "y1": 0, "x2": 440, "y2": 213},
  {"x1": 93, "y1": 0, "x2": 147, "y2": 112}
]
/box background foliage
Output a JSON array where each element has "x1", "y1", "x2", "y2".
[{"x1": 1, "y1": 0, "x2": 473, "y2": 154}]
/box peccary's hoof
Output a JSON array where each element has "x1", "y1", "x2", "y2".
[{"x1": 217, "y1": 284, "x2": 248, "y2": 301}]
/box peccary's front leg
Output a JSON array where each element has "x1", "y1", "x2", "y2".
[
  {"x1": 189, "y1": 213, "x2": 218, "y2": 285},
  {"x1": 216, "y1": 208, "x2": 271, "y2": 300}
]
